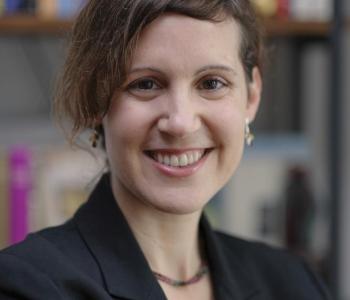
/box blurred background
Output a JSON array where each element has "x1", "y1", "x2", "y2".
[{"x1": 0, "y1": 0, "x2": 348, "y2": 299}]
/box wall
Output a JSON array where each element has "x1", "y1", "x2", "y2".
[
  {"x1": 0, "y1": 37, "x2": 65, "y2": 146},
  {"x1": 1, "y1": 10, "x2": 349, "y2": 298},
  {"x1": 339, "y1": 8, "x2": 350, "y2": 299}
]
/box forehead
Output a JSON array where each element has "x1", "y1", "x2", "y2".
[{"x1": 131, "y1": 13, "x2": 242, "y2": 70}]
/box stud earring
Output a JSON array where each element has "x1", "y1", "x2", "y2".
[
  {"x1": 89, "y1": 128, "x2": 100, "y2": 148},
  {"x1": 245, "y1": 118, "x2": 254, "y2": 146}
]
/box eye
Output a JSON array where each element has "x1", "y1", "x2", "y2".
[
  {"x1": 128, "y1": 78, "x2": 160, "y2": 91},
  {"x1": 125, "y1": 77, "x2": 163, "y2": 100},
  {"x1": 199, "y1": 78, "x2": 227, "y2": 91},
  {"x1": 197, "y1": 76, "x2": 232, "y2": 100}
]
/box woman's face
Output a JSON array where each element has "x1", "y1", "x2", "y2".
[{"x1": 103, "y1": 14, "x2": 261, "y2": 215}]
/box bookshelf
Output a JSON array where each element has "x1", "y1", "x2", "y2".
[
  {"x1": 264, "y1": 19, "x2": 332, "y2": 36},
  {"x1": 0, "y1": 16, "x2": 71, "y2": 35},
  {"x1": 0, "y1": 15, "x2": 345, "y2": 37},
  {"x1": 0, "y1": 4, "x2": 347, "y2": 298}
]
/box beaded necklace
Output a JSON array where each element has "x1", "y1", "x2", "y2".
[{"x1": 152, "y1": 263, "x2": 209, "y2": 287}]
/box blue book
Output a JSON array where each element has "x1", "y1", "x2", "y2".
[
  {"x1": 57, "y1": 0, "x2": 85, "y2": 19},
  {"x1": 5, "y1": 0, "x2": 23, "y2": 14},
  {"x1": 19, "y1": 0, "x2": 36, "y2": 15}
]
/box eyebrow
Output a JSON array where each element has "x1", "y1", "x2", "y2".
[
  {"x1": 128, "y1": 65, "x2": 237, "y2": 77},
  {"x1": 128, "y1": 67, "x2": 166, "y2": 76},
  {"x1": 194, "y1": 65, "x2": 237, "y2": 76}
]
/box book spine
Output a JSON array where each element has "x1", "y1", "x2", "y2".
[
  {"x1": 4, "y1": 0, "x2": 23, "y2": 15},
  {"x1": 9, "y1": 146, "x2": 32, "y2": 245},
  {"x1": 290, "y1": 0, "x2": 333, "y2": 21},
  {"x1": 36, "y1": 0, "x2": 57, "y2": 19},
  {"x1": 0, "y1": 151, "x2": 8, "y2": 249},
  {"x1": 17, "y1": 0, "x2": 36, "y2": 15},
  {"x1": 251, "y1": 0, "x2": 278, "y2": 18},
  {"x1": 57, "y1": 0, "x2": 86, "y2": 19},
  {"x1": 277, "y1": 0, "x2": 289, "y2": 19},
  {"x1": 0, "y1": 0, "x2": 4, "y2": 16}
]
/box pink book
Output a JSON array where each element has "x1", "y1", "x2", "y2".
[
  {"x1": 277, "y1": 0, "x2": 289, "y2": 18},
  {"x1": 9, "y1": 146, "x2": 32, "y2": 245}
]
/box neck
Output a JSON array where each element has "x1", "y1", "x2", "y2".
[{"x1": 111, "y1": 180, "x2": 204, "y2": 280}]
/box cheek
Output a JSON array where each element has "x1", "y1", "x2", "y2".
[
  {"x1": 207, "y1": 100, "x2": 246, "y2": 144},
  {"x1": 207, "y1": 100, "x2": 246, "y2": 179},
  {"x1": 105, "y1": 100, "x2": 155, "y2": 146}
]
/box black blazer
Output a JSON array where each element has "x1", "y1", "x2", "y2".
[{"x1": 0, "y1": 174, "x2": 330, "y2": 300}]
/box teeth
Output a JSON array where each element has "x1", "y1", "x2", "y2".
[
  {"x1": 164, "y1": 155, "x2": 170, "y2": 166},
  {"x1": 188, "y1": 153, "x2": 194, "y2": 165},
  {"x1": 170, "y1": 155, "x2": 179, "y2": 167},
  {"x1": 194, "y1": 151, "x2": 200, "y2": 161},
  {"x1": 179, "y1": 154, "x2": 188, "y2": 167},
  {"x1": 152, "y1": 150, "x2": 205, "y2": 168}
]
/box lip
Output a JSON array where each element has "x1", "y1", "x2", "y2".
[
  {"x1": 144, "y1": 148, "x2": 212, "y2": 177},
  {"x1": 144, "y1": 148, "x2": 207, "y2": 154}
]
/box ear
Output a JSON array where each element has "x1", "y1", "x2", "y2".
[
  {"x1": 246, "y1": 67, "x2": 262, "y2": 122},
  {"x1": 93, "y1": 115, "x2": 104, "y2": 127}
]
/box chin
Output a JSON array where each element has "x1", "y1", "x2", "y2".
[
  {"x1": 144, "y1": 189, "x2": 215, "y2": 215},
  {"x1": 151, "y1": 202, "x2": 203, "y2": 215}
]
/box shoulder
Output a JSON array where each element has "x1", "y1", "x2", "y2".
[
  {"x1": 0, "y1": 230, "x2": 66, "y2": 299},
  {"x1": 215, "y1": 231, "x2": 331, "y2": 299},
  {"x1": 215, "y1": 230, "x2": 299, "y2": 265},
  {"x1": 0, "y1": 219, "x2": 83, "y2": 266},
  {"x1": 0, "y1": 252, "x2": 63, "y2": 299},
  {"x1": 0, "y1": 220, "x2": 103, "y2": 299}
]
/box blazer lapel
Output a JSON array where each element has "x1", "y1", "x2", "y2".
[
  {"x1": 73, "y1": 173, "x2": 262, "y2": 300},
  {"x1": 73, "y1": 174, "x2": 166, "y2": 300},
  {"x1": 201, "y1": 217, "x2": 262, "y2": 300}
]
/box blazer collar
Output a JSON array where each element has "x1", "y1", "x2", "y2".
[
  {"x1": 201, "y1": 216, "x2": 261, "y2": 299},
  {"x1": 74, "y1": 173, "x2": 261, "y2": 300},
  {"x1": 74, "y1": 174, "x2": 166, "y2": 300}
]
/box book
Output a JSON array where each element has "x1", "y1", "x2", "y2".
[
  {"x1": 36, "y1": 0, "x2": 57, "y2": 19},
  {"x1": 0, "y1": 0, "x2": 5, "y2": 16},
  {"x1": 0, "y1": 151, "x2": 8, "y2": 250},
  {"x1": 31, "y1": 146, "x2": 105, "y2": 230},
  {"x1": 19, "y1": 0, "x2": 36, "y2": 15},
  {"x1": 251, "y1": 0, "x2": 278, "y2": 18},
  {"x1": 290, "y1": 0, "x2": 333, "y2": 21},
  {"x1": 9, "y1": 146, "x2": 32, "y2": 245},
  {"x1": 4, "y1": 0, "x2": 23, "y2": 15},
  {"x1": 277, "y1": 0, "x2": 289, "y2": 18},
  {"x1": 57, "y1": 0, "x2": 86, "y2": 19},
  {"x1": 36, "y1": 0, "x2": 86, "y2": 20}
]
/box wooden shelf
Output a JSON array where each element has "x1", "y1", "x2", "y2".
[
  {"x1": 263, "y1": 19, "x2": 332, "y2": 37},
  {"x1": 0, "y1": 15, "x2": 343, "y2": 37},
  {"x1": 0, "y1": 16, "x2": 72, "y2": 35}
]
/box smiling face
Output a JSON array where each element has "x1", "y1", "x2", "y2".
[{"x1": 103, "y1": 14, "x2": 261, "y2": 215}]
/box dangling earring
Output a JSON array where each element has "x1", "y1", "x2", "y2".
[
  {"x1": 89, "y1": 128, "x2": 100, "y2": 148},
  {"x1": 245, "y1": 118, "x2": 254, "y2": 146}
]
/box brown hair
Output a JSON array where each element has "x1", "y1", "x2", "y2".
[{"x1": 54, "y1": 0, "x2": 264, "y2": 144}]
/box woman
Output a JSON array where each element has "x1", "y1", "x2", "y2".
[{"x1": 0, "y1": 0, "x2": 330, "y2": 299}]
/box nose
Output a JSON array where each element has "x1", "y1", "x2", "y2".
[{"x1": 157, "y1": 92, "x2": 201, "y2": 137}]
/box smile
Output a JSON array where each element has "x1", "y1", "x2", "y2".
[
  {"x1": 151, "y1": 150, "x2": 205, "y2": 168},
  {"x1": 144, "y1": 148, "x2": 212, "y2": 168}
]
